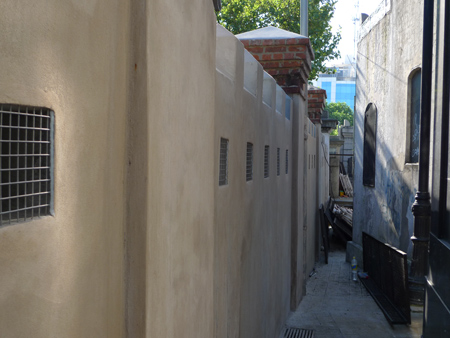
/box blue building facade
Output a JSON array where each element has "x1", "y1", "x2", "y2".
[{"x1": 313, "y1": 65, "x2": 356, "y2": 111}]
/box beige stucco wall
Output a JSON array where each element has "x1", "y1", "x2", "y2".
[
  {"x1": 0, "y1": 2, "x2": 325, "y2": 337},
  {"x1": 215, "y1": 25, "x2": 294, "y2": 338},
  {"x1": 145, "y1": 1, "x2": 216, "y2": 337},
  {"x1": 0, "y1": 1, "x2": 129, "y2": 337},
  {"x1": 0, "y1": 1, "x2": 217, "y2": 338},
  {"x1": 304, "y1": 120, "x2": 319, "y2": 275},
  {"x1": 127, "y1": 1, "x2": 217, "y2": 338},
  {"x1": 290, "y1": 94, "x2": 307, "y2": 309}
]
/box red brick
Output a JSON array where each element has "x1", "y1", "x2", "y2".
[
  {"x1": 283, "y1": 52, "x2": 295, "y2": 59},
  {"x1": 286, "y1": 38, "x2": 299, "y2": 45},
  {"x1": 262, "y1": 54, "x2": 273, "y2": 61},
  {"x1": 295, "y1": 53, "x2": 307, "y2": 59},
  {"x1": 279, "y1": 60, "x2": 302, "y2": 68},
  {"x1": 260, "y1": 61, "x2": 279, "y2": 68},
  {"x1": 272, "y1": 53, "x2": 284, "y2": 60},
  {"x1": 262, "y1": 39, "x2": 275, "y2": 46},
  {"x1": 247, "y1": 39, "x2": 261, "y2": 46},
  {"x1": 247, "y1": 46, "x2": 264, "y2": 53},
  {"x1": 309, "y1": 103, "x2": 323, "y2": 108},
  {"x1": 265, "y1": 46, "x2": 286, "y2": 53},
  {"x1": 289, "y1": 45, "x2": 306, "y2": 52}
]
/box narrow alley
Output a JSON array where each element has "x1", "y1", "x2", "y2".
[{"x1": 280, "y1": 238, "x2": 423, "y2": 338}]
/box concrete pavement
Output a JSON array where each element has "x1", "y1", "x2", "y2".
[{"x1": 280, "y1": 241, "x2": 423, "y2": 338}]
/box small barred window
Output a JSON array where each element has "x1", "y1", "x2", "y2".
[
  {"x1": 246, "y1": 143, "x2": 253, "y2": 181},
  {"x1": 264, "y1": 145, "x2": 269, "y2": 178},
  {"x1": 277, "y1": 148, "x2": 280, "y2": 176},
  {"x1": 1, "y1": 104, "x2": 54, "y2": 225},
  {"x1": 219, "y1": 138, "x2": 229, "y2": 186}
]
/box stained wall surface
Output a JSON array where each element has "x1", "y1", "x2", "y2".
[
  {"x1": 139, "y1": 1, "x2": 217, "y2": 337},
  {"x1": 0, "y1": 1, "x2": 217, "y2": 337},
  {"x1": 0, "y1": 1, "x2": 129, "y2": 337},
  {"x1": 214, "y1": 25, "x2": 314, "y2": 338},
  {"x1": 0, "y1": 2, "x2": 323, "y2": 337},
  {"x1": 354, "y1": 0, "x2": 423, "y2": 256}
]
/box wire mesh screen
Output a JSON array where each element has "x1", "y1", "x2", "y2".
[
  {"x1": 286, "y1": 149, "x2": 289, "y2": 174},
  {"x1": 219, "y1": 138, "x2": 228, "y2": 186},
  {"x1": 1, "y1": 104, "x2": 54, "y2": 225},
  {"x1": 264, "y1": 145, "x2": 269, "y2": 178},
  {"x1": 246, "y1": 142, "x2": 253, "y2": 181},
  {"x1": 277, "y1": 147, "x2": 280, "y2": 176}
]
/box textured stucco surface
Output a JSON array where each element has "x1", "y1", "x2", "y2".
[
  {"x1": 139, "y1": 1, "x2": 216, "y2": 337},
  {"x1": 215, "y1": 26, "x2": 294, "y2": 338},
  {"x1": 0, "y1": 1, "x2": 129, "y2": 337},
  {"x1": 0, "y1": 2, "x2": 323, "y2": 337},
  {"x1": 0, "y1": 1, "x2": 217, "y2": 337},
  {"x1": 214, "y1": 25, "x2": 322, "y2": 338},
  {"x1": 354, "y1": 0, "x2": 423, "y2": 256}
]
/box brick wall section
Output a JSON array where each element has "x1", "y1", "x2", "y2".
[
  {"x1": 240, "y1": 38, "x2": 314, "y2": 99},
  {"x1": 308, "y1": 86, "x2": 327, "y2": 124}
]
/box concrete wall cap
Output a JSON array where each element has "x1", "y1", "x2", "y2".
[{"x1": 237, "y1": 26, "x2": 307, "y2": 40}]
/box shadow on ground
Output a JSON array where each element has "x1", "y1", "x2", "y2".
[{"x1": 281, "y1": 234, "x2": 423, "y2": 338}]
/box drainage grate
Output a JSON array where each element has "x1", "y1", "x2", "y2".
[{"x1": 283, "y1": 328, "x2": 315, "y2": 338}]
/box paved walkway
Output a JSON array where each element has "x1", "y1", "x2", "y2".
[{"x1": 281, "y1": 242, "x2": 423, "y2": 338}]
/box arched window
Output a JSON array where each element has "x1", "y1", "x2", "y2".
[
  {"x1": 408, "y1": 69, "x2": 421, "y2": 163},
  {"x1": 363, "y1": 103, "x2": 377, "y2": 187}
]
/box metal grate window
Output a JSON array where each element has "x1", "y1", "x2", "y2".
[
  {"x1": 277, "y1": 147, "x2": 280, "y2": 176},
  {"x1": 246, "y1": 142, "x2": 253, "y2": 181},
  {"x1": 264, "y1": 145, "x2": 269, "y2": 178},
  {"x1": 219, "y1": 138, "x2": 229, "y2": 186},
  {"x1": 286, "y1": 149, "x2": 289, "y2": 174},
  {"x1": 1, "y1": 104, "x2": 54, "y2": 225}
]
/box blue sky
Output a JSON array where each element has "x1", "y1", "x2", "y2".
[{"x1": 330, "y1": 0, "x2": 381, "y2": 64}]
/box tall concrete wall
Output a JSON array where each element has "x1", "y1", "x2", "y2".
[
  {"x1": 129, "y1": 1, "x2": 217, "y2": 337},
  {"x1": 215, "y1": 26, "x2": 293, "y2": 338},
  {"x1": 0, "y1": 1, "x2": 217, "y2": 337},
  {"x1": 214, "y1": 25, "x2": 321, "y2": 338},
  {"x1": 0, "y1": 1, "x2": 130, "y2": 337},
  {"x1": 0, "y1": 2, "x2": 324, "y2": 337},
  {"x1": 290, "y1": 94, "x2": 307, "y2": 310},
  {"x1": 353, "y1": 0, "x2": 423, "y2": 257},
  {"x1": 305, "y1": 121, "x2": 319, "y2": 274}
]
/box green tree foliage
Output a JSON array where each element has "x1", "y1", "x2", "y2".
[
  {"x1": 216, "y1": 0, "x2": 341, "y2": 80},
  {"x1": 326, "y1": 102, "x2": 353, "y2": 135}
]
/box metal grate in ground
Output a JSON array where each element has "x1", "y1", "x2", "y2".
[{"x1": 283, "y1": 327, "x2": 315, "y2": 338}]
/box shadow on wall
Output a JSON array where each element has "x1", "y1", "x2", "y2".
[
  {"x1": 357, "y1": 51, "x2": 407, "y2": 86},
  {"x1": 354, "y1": 101, "x2": 417, "y2": 257}
]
